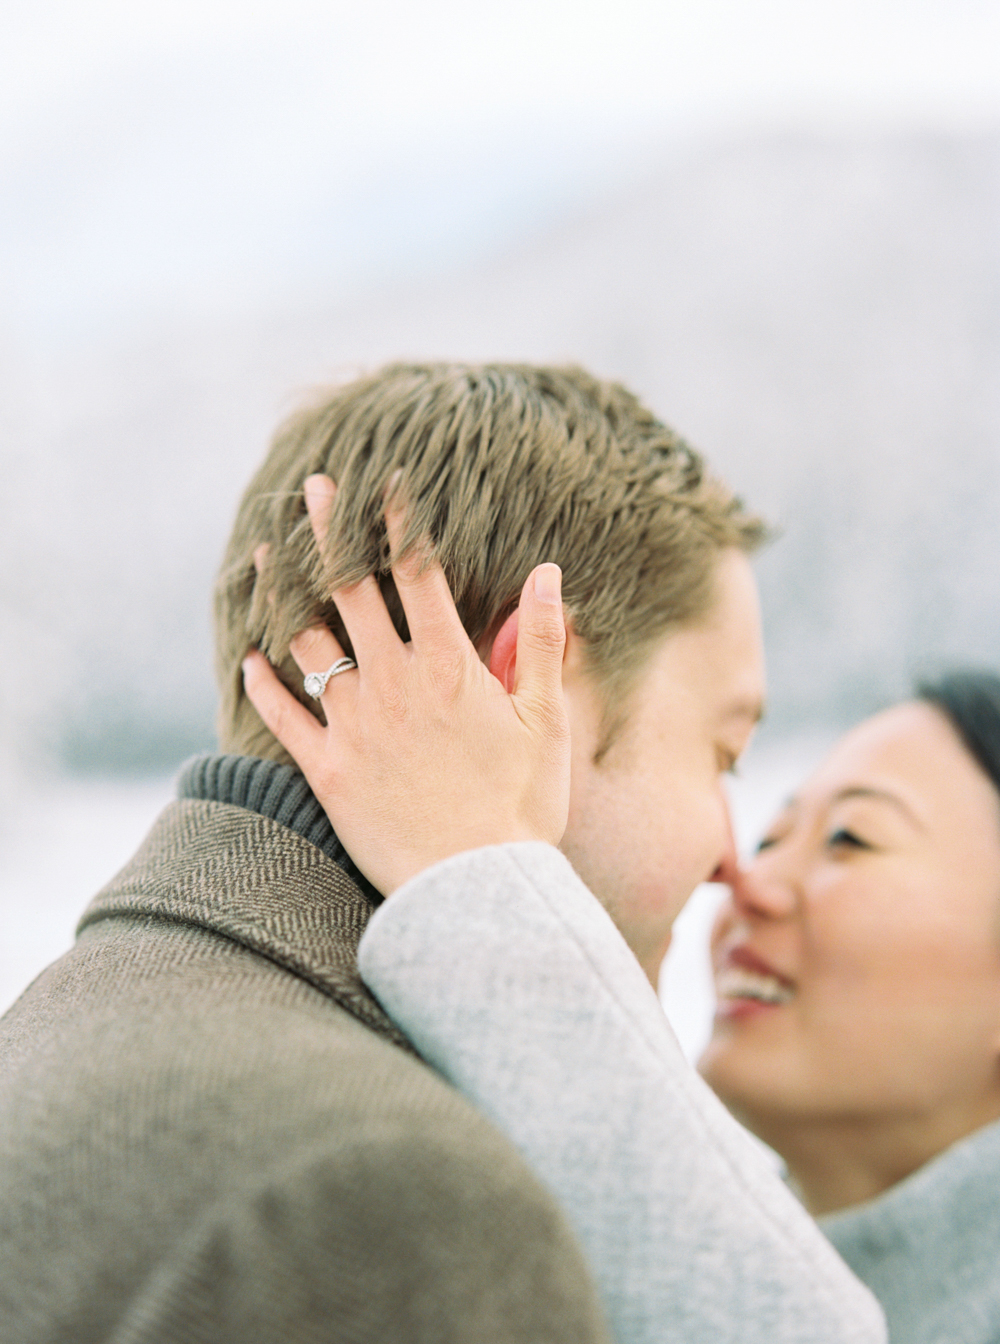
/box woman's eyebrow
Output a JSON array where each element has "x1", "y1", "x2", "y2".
[{"x1": 830, "y1": 786, "x2": 926, "y2": 831}]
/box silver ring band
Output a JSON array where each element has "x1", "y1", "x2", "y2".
[{"x1": 303, "y1": 658, "x2": 357, "y2": 698}]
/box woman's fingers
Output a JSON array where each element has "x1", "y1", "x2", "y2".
[
  {"x1": 242, "y1": 650, "x2": 326, "y2": 774},
  {"x1": 304, "y1": 472, "x2": 399, "y2": 666},
  {"x1": 243, "y1": 543, "x2": 571, "y2": 895},
  {"x1": 287, "y1": 624, "x2": 360, "y2": 724},
  {"x1": 512, "y1": 565, "x2": 566, "y2": 693},
  {"x1": 303, "y1": 474, "x2": 336, "y2": 554},
  {"x1": 383, "y1": 492, "x2": 468, "y2": 653},
  {"x1": 511, "y1": 563, "x2": 570, "y2": 742},
  {"x1": 305, "y1": 468, "x2": 467, "y2": 665},
  {"x1": 288, "y1": 623, "x2": 350, "y2": 678}
]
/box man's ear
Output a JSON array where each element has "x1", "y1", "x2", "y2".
[
  {"x1": 488, "y1": 605, "x2": 576, "y2": 693},
  {"x1": 488, "y1": 609, "x2": 519, "y2": 693}
]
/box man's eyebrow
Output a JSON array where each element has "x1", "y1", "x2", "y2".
[{"x1": 830, "y1": 786, "x2": 925, "y2": 830}]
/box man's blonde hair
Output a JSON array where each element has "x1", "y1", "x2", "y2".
[{"x1": 216, "y1": 362, "x2": 766, "y2": 764}]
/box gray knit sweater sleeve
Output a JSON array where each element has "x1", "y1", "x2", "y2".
[{"x1": 357, "y1": 842, "x2": 886, "y2": 1344}]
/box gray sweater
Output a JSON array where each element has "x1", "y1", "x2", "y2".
[
  {"x1": 358, "y1": 842, "x2": 887, "y2": 1344},
  {"x1": 821, "y1": 1118, "x2": 1000, "y2": 1343}
]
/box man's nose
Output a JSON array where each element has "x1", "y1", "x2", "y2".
[
  {"x1": 729, "y1": 848, "x2": 799, "y2": 920},
  {"x1": 706, "y1": 811, "x2": 739, "y2": 887}
]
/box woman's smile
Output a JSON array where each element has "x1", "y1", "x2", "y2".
[{"x1": 713, "y1": 943, "x2": 796, "y2": 1017}]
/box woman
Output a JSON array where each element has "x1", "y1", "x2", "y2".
[
  {"x1": 350, "y1": 673, "x2": 1000, "y2": 1344},
  {"x1": 700, "y1": 671, "x2": 1000, "y2": 1343}
]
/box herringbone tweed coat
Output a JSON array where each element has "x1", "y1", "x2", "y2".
[{"x1": 0, "y1": 791, "x2": 609, "y2": 1344}]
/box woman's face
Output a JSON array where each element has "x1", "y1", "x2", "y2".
[{"x1": 700, "y1": 701, "x2": 1000, "y2": 1144}]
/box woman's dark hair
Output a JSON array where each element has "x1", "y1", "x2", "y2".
[{"x1": 917, "y1": 670, "x2": 1000, "y2": 799}]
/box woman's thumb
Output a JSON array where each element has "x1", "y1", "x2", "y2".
[{"x1": 512, "y1": 564, "x2": 568, "y2": 720}]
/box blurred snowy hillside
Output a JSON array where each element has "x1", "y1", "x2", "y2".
[
  {"x1": 3, "y1": 127, "x2": 998, "y2": 778},
  {"x1": 1, "y1": 2, "x2": 999, "y2": 786}
]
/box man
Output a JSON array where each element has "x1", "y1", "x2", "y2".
[
  {"x1": 0, "y1": 365, "x2": 614, "y2": 1344},
  {"x1": 0, "y1": 364, "x2": 880, "y2": 1342}
]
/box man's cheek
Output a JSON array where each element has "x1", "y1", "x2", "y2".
[{"x1": 629, "y1": 855, "x2": 692, "y2": 927}]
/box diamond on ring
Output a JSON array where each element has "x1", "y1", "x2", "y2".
[{"x1": 303, "y1": 658, "x2": 357, "y2": 698}]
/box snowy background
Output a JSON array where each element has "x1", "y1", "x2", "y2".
[{"x1": 2, "y1": 1, "x2": 998, "y2": 1044}]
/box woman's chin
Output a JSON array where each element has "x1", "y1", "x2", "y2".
[{"x1": 698, "y1": 1011, "x2": 796, "y2": 1121}]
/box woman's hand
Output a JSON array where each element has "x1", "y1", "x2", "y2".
[{"x1": 241, "y1": 475, "x2": 570, "y2": 895}]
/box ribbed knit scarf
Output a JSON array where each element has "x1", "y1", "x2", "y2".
[{"x1": 177, "y1": 753, "x2": 383, "y2": 907}]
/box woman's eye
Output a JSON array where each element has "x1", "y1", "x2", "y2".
[
  {"x1": 755, "y1": 835, "x2": 779, "y2": 853},
  {"x1": 827, "y1": 828, "x2": 868, "y2": 851}
]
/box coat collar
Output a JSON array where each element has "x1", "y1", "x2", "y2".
[
  {"x1": 176, "y1": 752, "x2": 383, "y2": 906},
  {"x1": 78, "y1": 797, "x2": 415, "y2": 1053}
]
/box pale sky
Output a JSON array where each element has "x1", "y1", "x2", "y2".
[
  {"x1": 2, "y1": 0, "x2": 997, "y2": 340},
  {"x1": 4, "y1": 0, "x2": 999, "y2": 136}
]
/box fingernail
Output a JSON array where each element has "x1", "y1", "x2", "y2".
[
  {"x1": 534, "y1": 563, "x2": 562, "y2": 604},
  {"x1": 304, "y1": 474, "x2": 336, "y2": 505},
  {"x1": 383, "y1": 469, "x2": 403, "y2": 500}
]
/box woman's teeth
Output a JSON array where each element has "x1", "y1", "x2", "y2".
[{"x1": 715, "y1": 966, "x2": 794, "y2": 1006}]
